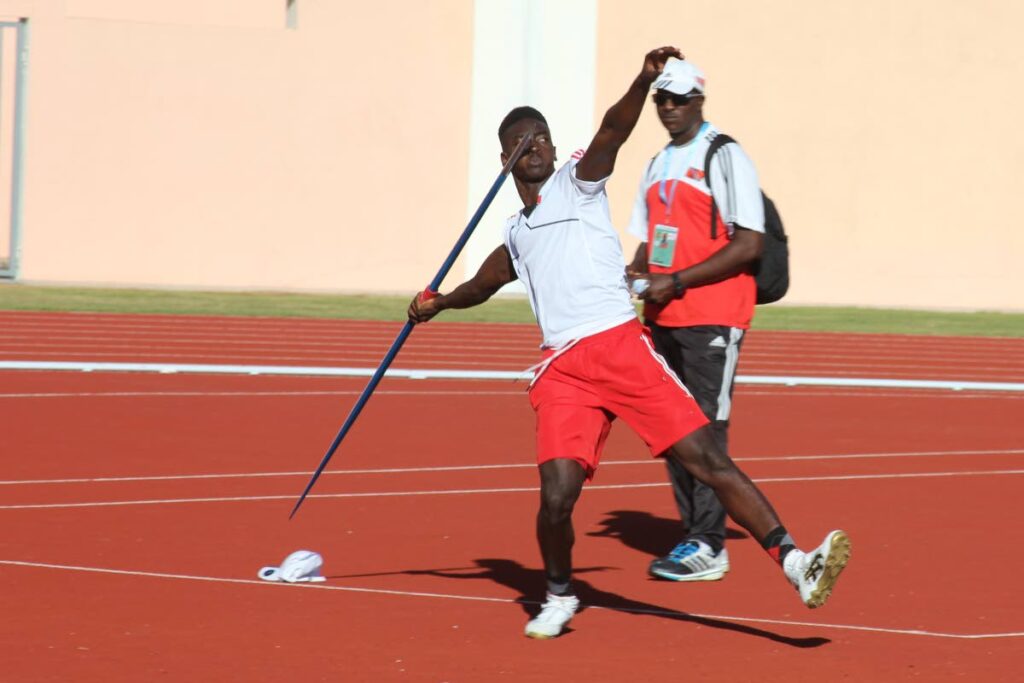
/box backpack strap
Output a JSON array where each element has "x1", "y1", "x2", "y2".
[
  {"x1": 644, "y1": 154, "x2": 657, "y2": 181},
  {"x1": 703, "y1": 133, "x2": 735, "y2": 239}
]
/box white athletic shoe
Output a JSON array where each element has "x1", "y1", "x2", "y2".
[
  {"x1": 784, "y1": 530, "x2": 851, "y2": 608},
  {"x1": 524, "y1": 593, "x2": 580, "y2": 639},
  {"x1": 649, "y1": 540, "x2": 730, "y2": 582}
]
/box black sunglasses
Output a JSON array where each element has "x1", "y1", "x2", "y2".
[{"x1": 652, "y1": 92, "x2": 702, "y2": 107}]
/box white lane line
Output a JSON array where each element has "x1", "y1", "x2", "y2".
[
  {"x1": 0, "y1": 335, "x2": 539, "y2": 352},
  {"x1": 1, "y1": 469, "x2": 1022, "y2": 509},
  {"x1": 0, "y1": 312, "x2": 536, "y2": 326},
  {"x1": 1, "y1": 330, "x2": 1018, "y2": 353},
  {"x1": 738, "y1": 374, "x2": 1024, "y2": 392},
  {"x1": 0, "y1": 389, "x2": 527, "y2": 399},
  {"x1": 3, "y1": 343, "x2": 1020, "y2": 374},
  {"x1": 743, "y1": 347, "x2": 1024, "y2": 361},
  {"x1": 0, "y1": 319, "x2": 540, "y2": 338},
  {"x1": 0, "y1": 388, "x2": 1018, "y2": 402},
  {"x1": 3, "y1": 318, "x2": 1022, "y2": 366},
  {"x1": 3, "y1": 335, "x2": 1021, "y2": 365},
  {"x1": 0, "y1": 343, "x2": 538, "y2": 363},
  {"x1": 737, "y1": 388, "x2": 1024, "y2": 399},
  {"x1": 4, "y1": 360, "x2": 1009, "y2": 383},
  {"x1": 2, "y1": 360, "x2": 1022, "y2": 391},
  {"x1": 0, "y1": 559, "x2": 1020, "y2": 640},
  {"x1": 2, "y1": 318, "x2": 1022, "y2": 352},
  {"x1": 2, "y1": 347, "x2": 1021, "y2": 376},
  {"x1": 2, "y1": 449, "x2": 1021, "y2": 486},
  {"x1": 3, "y1": 314, "x2": 1021, "y2": 344},
  {"x1": 0, "y1": 352, "x2": 532, "y2": 368}
]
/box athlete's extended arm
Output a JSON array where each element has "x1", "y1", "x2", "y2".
[
  {"x1": 407, "y1": 245, "x2": 517, "y2": 323},
  {"x1": 640, "y1": 228, "x2": 764, "y2": 304},
  {"x1": 575, "y1": 46, "x2": 682, "y2": 183}
]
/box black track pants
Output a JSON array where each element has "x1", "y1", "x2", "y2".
[{"x1": 647, "y1": 321, "x2": 745, "y2": 554}]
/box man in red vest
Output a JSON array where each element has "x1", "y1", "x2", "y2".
[{"x1": 627, "y1": 58, "x2": 765, "y2": 582}]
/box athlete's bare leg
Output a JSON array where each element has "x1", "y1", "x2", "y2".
[
  {"x1": 666, "y1": 425, "x2": 851, "y2": 609},
  {"x1": 536, "y1": 459, "x2": 587, "y2": 592},
  {"x1": 666, "y1": 426, "x2": 781, "y2": 543}
]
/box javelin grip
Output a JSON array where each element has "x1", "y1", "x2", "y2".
[{"x1": 289, "y1": 132, "x2": 535, "y2": 519}]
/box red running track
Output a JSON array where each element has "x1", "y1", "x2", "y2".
[
  {"x1": 0, "y1": 312, "x2": 1022, "y2": 682},
  {"x1": 2, "y1": 310, "x2": 1023, "y2": 381}
]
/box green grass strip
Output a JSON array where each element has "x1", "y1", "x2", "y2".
[{"x1": 1, "y1": 283, "x2": 1021, "y2": 337}]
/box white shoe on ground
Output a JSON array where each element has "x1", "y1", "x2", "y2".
[
  {"x1": 524, "y1": 592, "x2": 581, "y2": 639},
  {"x1": 783, "y1": 529, "x2": 851, "y2": 608}
]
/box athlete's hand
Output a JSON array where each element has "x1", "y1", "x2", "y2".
[
  {"x1": 640, "y1": 46, "x2": 683, "y2": 86},
  {"x1": 640, "y1": 273, "x2": 680, "y2": 305},
  {"x1": 408, "y1": 289, "x2": 442, "y2": 324}
]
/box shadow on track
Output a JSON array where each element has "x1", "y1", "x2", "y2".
[
  {"x1": 345, "y1": 558, "x2": 828, "y2": 648},
  {"x1": 587, "y1": 509, "x2": 749, "y2": 556}
]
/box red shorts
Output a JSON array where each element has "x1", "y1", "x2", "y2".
[{"x1": 528, "y1": 319, "x2": 709, "y2": 477}]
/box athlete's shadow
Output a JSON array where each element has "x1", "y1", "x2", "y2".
[
  {"x1": 392, "y1": 558, "x2": 828, "y2": 648},
  {"x1": 587, "y1": 509, "x2": 748, "y2": 556}
]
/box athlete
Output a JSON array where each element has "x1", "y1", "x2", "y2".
[{"x1": 408, "y1": 47, "x2": 850, "y2": 640}]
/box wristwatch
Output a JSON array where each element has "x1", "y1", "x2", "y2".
[{"x1": 671, "y1": 272, "x2": 687, "y2": 299}]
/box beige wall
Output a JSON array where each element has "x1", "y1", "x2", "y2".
[
  {"x1": 599, "y1": 0, "x2": 1024, "y2": 311},
  {"x1": 5, "y1": 0, "x2": 475, "y2": 291},
  {"x1": 1, "y1": 0, "x2": 1022, "y2": 311}
]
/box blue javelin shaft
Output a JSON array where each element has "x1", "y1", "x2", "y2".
[{"x1": 289, "y1": 132, "x2": 534, "y2": 519}]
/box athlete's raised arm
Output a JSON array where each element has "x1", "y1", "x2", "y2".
[
  {"x1": 408, "y1": 244, "x2": 517, "y2": 324},
  {"x1": 575, "y1": 46, "x2": 682, "y2": 183}
]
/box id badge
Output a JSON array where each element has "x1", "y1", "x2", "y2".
[{"x1": 649, "y1": 224, "x2": 678, "y2": 267}]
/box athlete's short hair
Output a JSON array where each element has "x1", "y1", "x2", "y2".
[{"x1": 498, "y1": 106, "x2": 547, "y2": 141}]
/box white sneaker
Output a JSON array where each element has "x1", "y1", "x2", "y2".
[
  {"x1": 524, "y1": 593, "x2": 580, "y2": 639},
  {"x1": 649, "y1": 540, "x2": 730, "y2": 582},
  {"x1": 784, "y1": 530, "x2": 851, "y2": 608}
]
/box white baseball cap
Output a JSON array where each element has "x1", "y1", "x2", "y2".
[
  {"x1": 652, "y1": 58, "x2": 706, "y2": 96},
  {"x1": 258, "y1": 550, "x2": 326, "y2": 583}
]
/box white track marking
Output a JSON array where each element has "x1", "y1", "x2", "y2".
[
  {"x1": 0, "y1": 351, "x2": 533, "y2": 368},
  {"x1": 0, "y1": 319, "x2": 541, "y2": 339},
  {"x1": 3, "y1": 312, "x2": 1021, "y2": 343},
  {"x1": 2, "y1": 332, "x2": 1021, "y2": 361},
  {"x1": 0, "y1": 361, "x2": 534, "y2": 377},
  {"x1": 743, "y1": 389, "x2": 1024, "y2": 399},
  {"x1": 3, "y1": 338, "x2": 1021, "y2": 371},
  {"x1": 2, "y1": 360, "x2": 1022, "y2": 391},
  {"x1": 2, "y1": 469, "x2": 1022, "y2": 509},
  {"x1": 738, "y1": 448, "x2": 1024, "y2": 462},
  {"x1": 737, "y1": 374, "x2": 1024, "y2": 391},
  {"x1": 0, "y1": 559, "x2": 1019, "y2": 640},
  {"x1": 0, "y1": 334, "x2": 540, "y2": 352},
  {"x1": 2, "y1": 320, "x2": 1022, "y2": 366},
  {"x1": 0, "y1": 344, "x2": 538, "y2": 363},
  {"x1": 5, "y1": 361, "x2": 1007, "y2": 385},
  {"x1": 3, "y1": 357, "x2": 1013, "y2": 383},
  {"x1": 744, "y1": 346, "x2": 1024, "y2": 361},
  {"x1": 8, "y1": 336, "x2": 1020, "y2": 368},
  {"x1": 2, "y1": 449, "x2": 1021, "y2": 486},
  {"x1": 0, "y1": 388, "x2": 1018, "y2": 401},
  {"x1": 741, "y1": 387, "x2": 1024, "y2": 399},
  {"x1": 3, "y1": 344, "x2": 1022, "y2": 378},
  {"x1": 3, "y1": 315, "x2": 1022, "y2": 368},
  {"x1": 0, "y1": 389, "x2": 527, "y2": 399}
]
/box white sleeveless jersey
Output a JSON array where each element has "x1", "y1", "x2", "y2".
[{"x1": 503, "y1": 155, "x2": 637, "y2": 349}]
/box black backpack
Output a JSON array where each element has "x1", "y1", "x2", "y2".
[{"x1": 704, "y1": 134, "x2": 789, "y2": 304}]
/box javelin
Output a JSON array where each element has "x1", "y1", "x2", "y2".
[{"x1": 289, "y1": 131, "x2": 535, "y2": 519}]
